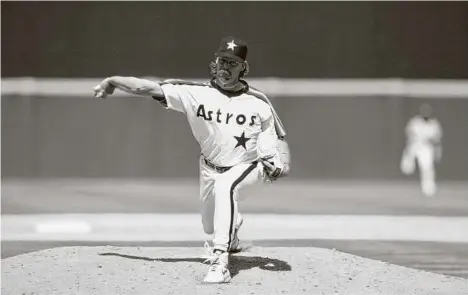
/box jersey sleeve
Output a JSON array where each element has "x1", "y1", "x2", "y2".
[
  {"x1": 257, "y1": 104, "x2": 278, "y2": 158},
  {"x1": 259, "y1": 103, "x2": 275, "y2": 134},
  {"x1": 248, "y1": 87, "x2": 287, "y2": 139},
  {"x1": 159, "y1": 83, "x2": 195, "y2": 114}
]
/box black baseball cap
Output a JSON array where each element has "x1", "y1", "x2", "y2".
[{"x1": 215, "y1": 36, "x2": 248, "y2": 62}]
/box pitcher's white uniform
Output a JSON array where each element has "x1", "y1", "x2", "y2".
[
  {"x1": 93, "y1": 36, "x2": 290, "y2": 284},
  {"x1": 400, "y1": 115, "x2": 443, "y2": 196},
  {"x1": 160, "y1": 79, "x2": 279, "y2": 251}
]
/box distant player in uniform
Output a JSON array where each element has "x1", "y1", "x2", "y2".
[
  {"x1": 400, "y1": 103, "x2": 442, "y2": 197},
  {"x1": 93, "y1": 37, "x2": 291, "y2": 283}
]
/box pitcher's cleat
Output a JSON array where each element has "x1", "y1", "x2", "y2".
[{"x1": 203, "y1": 250, "x2": 231, "y2": 284}]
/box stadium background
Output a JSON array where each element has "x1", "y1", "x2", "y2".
[
  {"x1": 2, "y1": 1, "x2": 468, "y2": 181},
  {"x1": 3, "y1": 2, "x2": 468, "y2": 284}
]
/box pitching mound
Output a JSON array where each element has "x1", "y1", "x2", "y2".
[{"x1": 2, "y1": 246, "x2": 467, "y2": 295}]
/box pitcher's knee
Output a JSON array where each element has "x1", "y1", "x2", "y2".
[
  {"x1": 202, "y1": 219, "x2": 214, "y2": 235},
  {"x1": 203, "y1": 226, "x2": 214, "y2": 235}
]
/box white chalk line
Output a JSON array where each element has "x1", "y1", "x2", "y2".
[{"x1": 3, "y1": 214, "x2": 468, "y2": 243}]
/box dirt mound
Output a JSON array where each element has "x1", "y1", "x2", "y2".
[{"x1": 2, "y1": 246, "x2": 467, "y2": 295}]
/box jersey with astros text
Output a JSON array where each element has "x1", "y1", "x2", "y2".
[{"x1": 159, "y1": 80, "x2": 277, "y2": 167}]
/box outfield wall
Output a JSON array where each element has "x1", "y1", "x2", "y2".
[
  {"x1": 2, "y1": 2, "x2": 468, "y2": 79},
  {"x1": 2, "y1": 79, "x2": 468, "y2": 180}
]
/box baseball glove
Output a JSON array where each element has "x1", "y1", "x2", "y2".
[{"x1": 258, "y1": 136, "x2": 291, "y2": 182}]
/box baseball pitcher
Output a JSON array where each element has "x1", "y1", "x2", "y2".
[
  {"x1": 400, "y1": 104, "x2": 442, "y2": 197},
  {"x1": 93, "y1": 37, "x2": 291, "y2": 283}
]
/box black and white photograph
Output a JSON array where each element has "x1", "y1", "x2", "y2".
[{"x1": 2, "y1": 1, "x2": 468, "y2": 294}]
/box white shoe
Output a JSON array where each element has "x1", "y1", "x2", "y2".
[
  {"x1": 229, "y1": 213, "x2": 244, "y2": 253},
  {"x1": 422, "y1": 184, "x2": 437, "y2": 197},
  {"x1": 203, "y1": 250, "x2": 231, "y2": 284}
]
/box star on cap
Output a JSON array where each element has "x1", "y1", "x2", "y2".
[{"x1": 226, "y1": 40, "x2": 237, "y2": 51}]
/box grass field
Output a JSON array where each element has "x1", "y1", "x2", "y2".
[{"x1": 2, "y1": 178, "x2": 468, "y2": 215}]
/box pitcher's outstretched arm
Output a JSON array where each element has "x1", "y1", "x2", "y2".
[{"x1": 93, "y1": 76, "x2": 164, "y2": 99}]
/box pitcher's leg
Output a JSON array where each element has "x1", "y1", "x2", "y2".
[
  {"x1": 200, "y1": 160, "x2": 216, "y2": 235},
  {"x1": 212, "y1": 177, "x2": 237, "y2": 252},
  {"x1": 212, "y1": 162, "x2": 262, "y2": 252},
  {"x1": 201, "y1": 190, "x2": 215, "y2": 235}
]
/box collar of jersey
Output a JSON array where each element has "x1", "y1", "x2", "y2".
[{"x1": 210, "y1": 78, "x2": 249, "y2": 97}]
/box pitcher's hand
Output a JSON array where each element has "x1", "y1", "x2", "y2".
[
  {"x1": 93, "y1": 78, "x2": 115, "y2": 98},
  {"x1": 260, "y1": 156, "x2": 284, "y2": 181}
]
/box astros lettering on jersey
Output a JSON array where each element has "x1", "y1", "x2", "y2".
[{"x1": 158, "y1": 79, "x2": 277, "y2": 167}]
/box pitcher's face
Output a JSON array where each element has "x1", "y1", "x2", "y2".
[{"x1": 214, "y1": 57, "x2": 244, "y2": 89}]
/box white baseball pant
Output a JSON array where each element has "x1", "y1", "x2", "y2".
[
  {"x1": 199, "y1": 156, "x2": 266, "y2": 252},
  {"x1": 400, "y1": 144, "x2": 437, "y2": 196}
]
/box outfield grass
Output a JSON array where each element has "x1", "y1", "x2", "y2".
[{"x1": 2, "y1": 179, "x2": 468, "y2": 215}]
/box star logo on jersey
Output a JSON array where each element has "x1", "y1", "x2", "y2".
[
  {"x1": 227, "y1": 40, "x2": 237, "y2": 51},
  {"x1": 234, "y1": 131, "x2": 251, "y2": 149}
]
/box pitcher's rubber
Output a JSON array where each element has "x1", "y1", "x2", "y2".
[{"x1": 2, "y1": 246, "x2": 468, "y2": 295}]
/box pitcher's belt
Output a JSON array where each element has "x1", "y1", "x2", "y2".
[{"x1": 203, "y1": 158, "x2": 233, "y2": 173}]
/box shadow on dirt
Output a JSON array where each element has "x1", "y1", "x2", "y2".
[{"x1": 99, "y1": 252, "x2": 292, "y2": 278}]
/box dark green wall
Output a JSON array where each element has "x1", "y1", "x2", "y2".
[
  {"x1": 2, "y1": 1, "x2": 468, "y2": 78},
  {"x1": 2, "y1": 2, "x2": 467, "y2": 180},
  {"x1": 2, "y1": 95, "x2": 467, "y2": 180}
]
